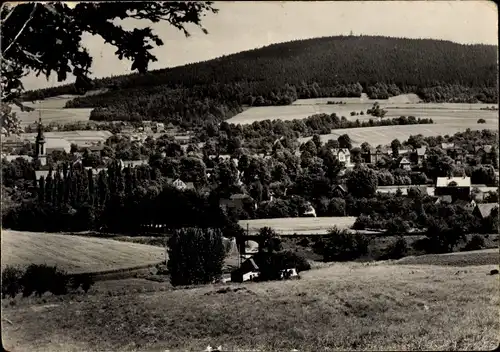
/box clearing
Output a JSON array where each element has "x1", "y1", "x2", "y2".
[
  {"x1": 12, "y1": 90, "x2": 108, "y2": 126},
  {"x1": 1, "y1": 230, "x2": 165, "y2": 274},
  {"x1": 2, "y1": 249, "x2": 498, "y2": 351},
  {"x1": 239, "y1": 216, "x2": 357, "y2": 235},
  {"x1": 299, "y1": 121, "x2": 498, "y2": 147}
]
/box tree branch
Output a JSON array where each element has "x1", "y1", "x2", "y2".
[{"x1": 3, "y1": 3, "x2": 38, "y2": 56}]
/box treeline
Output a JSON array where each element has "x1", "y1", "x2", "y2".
[
  {"x1": 21, "y1": 36, "x2": 497, "y2": 126},
  {"x1": 2, "y1": 161, "x2": 231, "y2": 233}
]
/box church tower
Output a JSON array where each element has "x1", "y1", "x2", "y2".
[{"x1": 35, "y1": 114, "x2": 46, "y2": 167}]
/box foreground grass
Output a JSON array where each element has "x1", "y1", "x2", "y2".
[{"x1": 2, "y1": 256, "x2": 499, "y2": 351}]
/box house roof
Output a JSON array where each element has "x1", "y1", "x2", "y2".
[
  {"x1": 334, "y1": 184, "x2": 348, "y2": 193},
  {"x1": 474, "y1": 145, "x2": 492, "y2": 153},
  {"x1": 2, "y1": 155, "x2": 33, "y2": 162},
  {"x1": 399, "y1": 156, "x2": 411, "y2": 164},
  {"x1": 436, "y1": 176, "x2": 471, "y2": 188},
  {"x1": 45, "y1": 137, "x2": 71, "y2": 151},
  {"x1": 230, "y1": 194, "x2": 252, "y2": 200},
  {"x1": 476, "y1": 203, "x2": 498, "y2": 218},
  {"x1": 35, "y1": 170, "x2": 64, "y2": 179},
  {"x1": 416, "y1": 146, "x2": 427, "y2": 156},
  {"x1": 435, "y1": 195, "x2": 453, "y2": 204},
  {"x1": 441, "y1": 143, "x2": 455, "y2": 150},
  {"x1": 331, "y1": 148, "x2": 350, "y2": 155}
]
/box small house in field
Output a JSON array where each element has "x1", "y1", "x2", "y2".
[
  {"x1": 473, "y1": 203, "x2": 498, "y2": 220},
  {"x1": 302, "y1": 203, "x2": 317, "y2": 217},
  {"x1": 231, "y1": 257, "x2": 260, "y2": 283},
  {"x1": 435, "y1": 176, "x2": 471, "y2": 201}
]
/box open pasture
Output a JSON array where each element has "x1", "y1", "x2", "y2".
[
  {"x1": 13, "y1": 107, "x2": 93, "y2": 126},
  {"x1": 228, "y1": 93, "x2": 498, "y2": 126},
  {"x1": 13, "y1": 90, "x2": 108, "y2": 126},
  {"x1": 19, "y1": 130, "x2": 113, "y2": 145},
  {"x1": 3, "y1": 252, "x2": 499, "y2": 351},
  {"x1": 299, "y1": 120, "x2": 498, "y2": 147},
  {"x1": 292, "y1": 93, "x2": 423, "y2": 105},
  {"x1": 1, "y1": 230, "x2": 165, "y2": 274},
  {"x1": 239, "y1": 216, "x2": 357, "y2": 235}
]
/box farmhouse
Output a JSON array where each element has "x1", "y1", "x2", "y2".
[
  {"x1": 472, "y1": 203, "x2": 498, "y2": 220},
  {"x1": 231, "y1": 258, "x2": 260, "y2": 283},
  {"x1": 435, "y1": 176, "x2": 471, "y2": 201},
  {"x1": 220, "y1": 194, "x2": 257, "y2": 212},
  {"x1": 441, "y1": 143, "x2": 455, "y2": 150},
  {"x1": 397, "y1": 156, "x2": 411, "y2": 170},
  {"x1": 166, "y1": 178, "x2": 195, "y2": 191},
  {"x1": 331, "y1": 148, "x2": 352, "y2": 168},
  {"x1": 410, "y1": 146, "x2": 427, "y2": 165}
]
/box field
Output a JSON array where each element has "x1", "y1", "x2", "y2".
[
  {"x1": 12, "y1": 90, "x2": 108, "y2": 126},
  {"x1": 1, "y1": 230, "x2": 165, "y2": 274},
  {"x1": 2, "y1": 249, "x2": 499, "y2": 351},
  {"x1": 298, "y1": 122, "x2": 498, "y2": 147},
  {"x1": 19, "y1": 130, "x2": 113, "y2": 145},
  {"x1": 239, "y1": 216, "x2": 357, "y2": 235}
]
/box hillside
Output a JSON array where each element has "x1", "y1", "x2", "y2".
[
  {"x1": 23, "y1": 36, "x2": 498, "y2": 126},
  {"x1": 1, "y1": 230, "x2": 165, "y2": 274},
  {"x1": 3, "y1": 255, "x2": 499, "y2": 351}
]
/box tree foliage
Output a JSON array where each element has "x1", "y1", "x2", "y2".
[{"x1": 167, "y1": 227, "x2": 226, "y2": 286}]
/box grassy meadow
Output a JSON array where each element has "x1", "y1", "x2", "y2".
[
  {"x1": 2, "y1": 249, "x2": 499, "y2": 351},
  {"x1": 239, "y1": 216, "x2": 357, "y2": 235},
  {"x1": 1, "y1": 230, "x2": 165, "y2": 274}
]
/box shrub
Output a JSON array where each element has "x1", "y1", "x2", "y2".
[
  {"x1": 297, "y1": 237, "x2": 310, "y2": 247},
  {"x1": 70, "y1": 274, "x2": 95, "y2": 293},
  {"x1": 477, "y1": 118, "x2": 486, "y2": 124},
  {"x1": 379, "y1": 236, "x2": 408, "y2": 260},
  {"x1": 1, "y1": 266, "x2": 24, "y2": 298},
  {"x1": 462, "y1": 235, "x2": 486, "y2": 251},
  {"x1": 323, "y1": 227, "x2": 371, "y2": 262},
  {"x1": 385, "y1": 217, "x2": 410, "y2": 235},
  {"x1": 353, "y1": 214, "x2": 371, "y2": 230},
  {"x1": 21, "y1": 264, "x2": 69, "y2": 297},
  {"x1": 253, "y1": 250, "x2": 311, "y2": 281},
  {"x1": 167, "y1": 227, "x2": 226, "y2": 286}
]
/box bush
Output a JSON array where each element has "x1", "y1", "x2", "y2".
[
  {"x1": 385, "y1": 217, "x2": 410, "y2": 235},
  {"x1": 70, "y1": 274, "x2": 95, "y2": 293},
  {"x1": 167, "y1": 227, "x2": 226, "y2": 286},
  {"x1": 21, "y1": 264, "x2": 69, "y2": 297},
  {"x1": 1, "y1": 266, "x2": 24, "y2": 298},
  {"x1": 462, "y1": 235, "x2": 486, "y2": 251},
  {"x1": 323, "y1": 227, "x2": 371, "y2": 262},
  {"x1": 477, "y1": 118, "x2": 486, "y2": 124},
  {"x1": 353, "y1": 214, "x2": 371, "y2": 230},
  {"x1": 253, "y1": 250, "x2": 311, "y2": 281},
  {"x1": 379, "y1": 236, "x2": 408, "y2": 260}
]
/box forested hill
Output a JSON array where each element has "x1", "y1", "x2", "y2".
[{"x1": 23, "y1": 36, "x2": 498, "y2": 126}]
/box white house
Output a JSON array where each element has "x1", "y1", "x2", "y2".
[{"x1": 331, "y1": 148, "x2": 352, "y2": 168}]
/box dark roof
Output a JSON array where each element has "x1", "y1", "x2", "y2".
[
  {"x1": 436, "y1": 195, "x2": 453, "y2": 204},
  {"x1": 476, "y1": 203, "x2": 498, "y2": 218}
]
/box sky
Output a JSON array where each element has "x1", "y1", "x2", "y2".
[{"x1": 21, "y1": 1, "x2": 498, "y2": 90}]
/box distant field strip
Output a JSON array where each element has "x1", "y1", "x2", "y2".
[
  {"x1": 299, "y1": 121, "x2": 498, "y2": 146},
  {"x1": 239, "y1": 217, "x2": 357, "y2": 235},
  {"x1": 1, "y1": 230, "x2": 165, "y2": 274}
]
